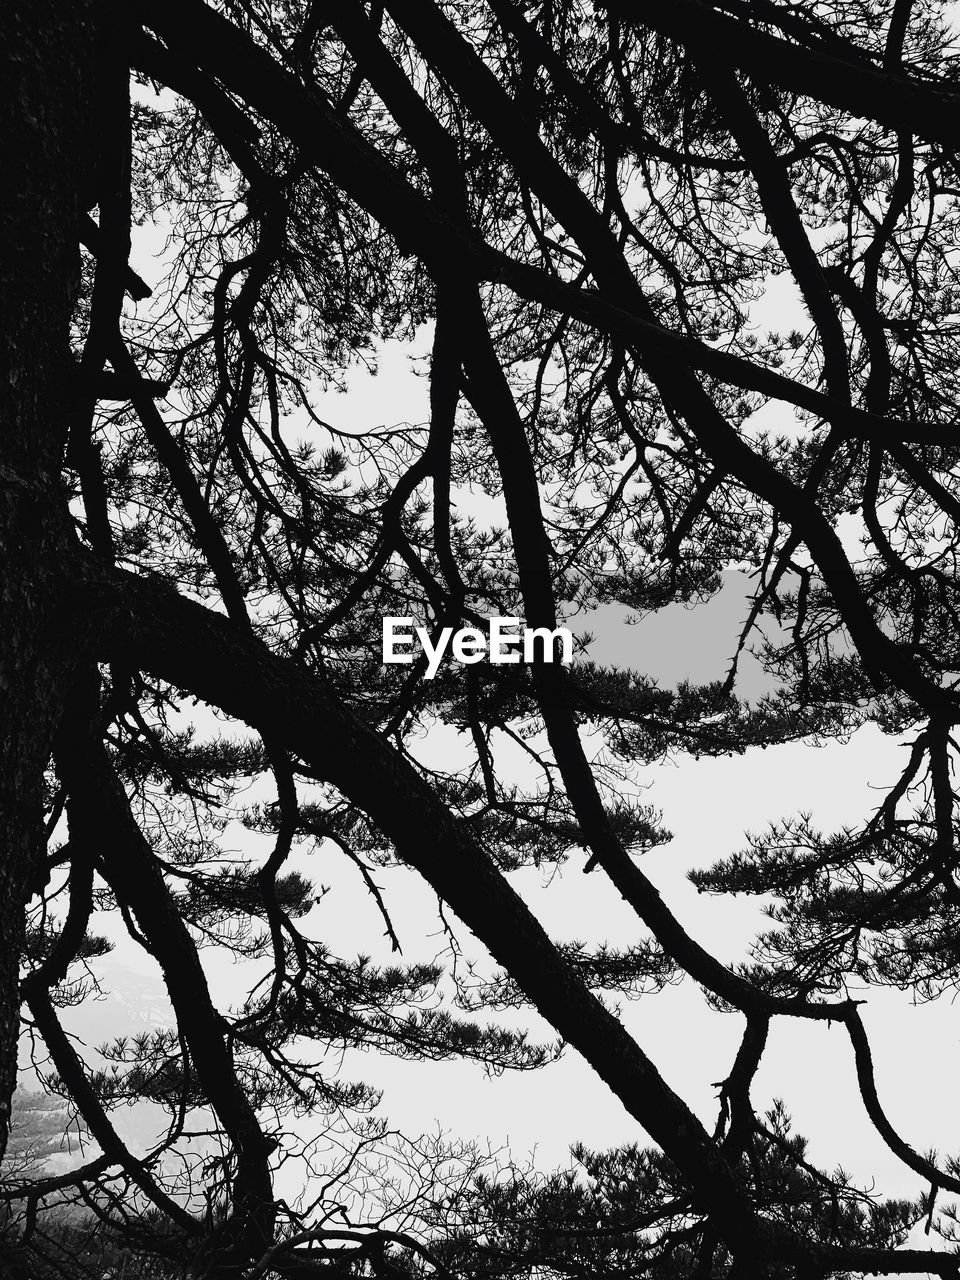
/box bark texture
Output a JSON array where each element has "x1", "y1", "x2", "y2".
[{"x1": 0, "y1": 0, "x2": 94, "y2": 1158}]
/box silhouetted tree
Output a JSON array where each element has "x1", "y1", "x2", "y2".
[{"x1": 4, "y1": 0, "x2": 960, "y2": 1276}]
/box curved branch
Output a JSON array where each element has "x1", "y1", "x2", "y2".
[
  {"x1": 53, "y1": 670, "x2": 275, "y2": 1251},
  {"x1": 23, "y1": 988, "x2": 199, "y2": 1236},
  {"x1": 685, "y1": 58, "x2": 849, "y2": 403},
  {"x1": 846, "y1": 1006, "x2": 960, "y2": 1196}
]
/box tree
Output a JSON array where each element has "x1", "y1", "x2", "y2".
[{"x1": 3, "y1": 0, "x2": 960, "y2": 1275}]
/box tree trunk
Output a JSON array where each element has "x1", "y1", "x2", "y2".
[{"x1": 0, "y1": 0, "x2": 94, "y2": 1159}]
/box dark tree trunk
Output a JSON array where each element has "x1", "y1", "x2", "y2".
[{"x1": 0, "y1": 0, "x2": 94, "y2": 1159}]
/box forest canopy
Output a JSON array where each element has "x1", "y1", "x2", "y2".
[{"x1": 4, "y1": 0, "x2": 960, "y2": 1276}]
